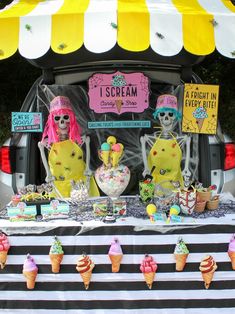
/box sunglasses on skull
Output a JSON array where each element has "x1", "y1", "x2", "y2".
[{"x1": 54, "y1": 115, "x2": 70, "y2": 122}]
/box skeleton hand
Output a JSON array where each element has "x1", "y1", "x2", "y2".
[
  {"x1": 45, "y1": 174, "x2": 55, "y2": 183},
  {"x1": 84, "y1": 169, "x2": 92, "y2": 177},
  {"x1": 142, "y1": 168, "x2": 151, "y2": 178}
]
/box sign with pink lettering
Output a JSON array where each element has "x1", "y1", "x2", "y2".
[{"x1": 88, "y1": 71, "x2": 149, "y2": 115}]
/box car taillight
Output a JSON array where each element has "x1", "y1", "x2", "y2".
[
  {"x1": 224, "y1": 143, "x2": 235, "y2": 171},
  {"x1": 0, "y1": 146, "x2": 12, "y2": 174}
]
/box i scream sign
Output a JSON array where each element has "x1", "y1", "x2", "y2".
[{"x1": 88, "y1": 71, "x2": 149, "y2": 115}]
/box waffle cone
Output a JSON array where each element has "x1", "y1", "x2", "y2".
[
  {"x1": 201, "y1": 270, "x2": 215, "y2": 289},
  {"x1": 143, "y1": 272, "x2": 155, "y2": 289},
  {"x1": 80, "y1": 270, "x2": 93, "y2": 290},
  {"x1": 116, "y1": 99, "x2": 122, "y2": 113},
  {"x1": 174, "y1": 253, "x2": 188, "y2": 271},
  {"x1": 49, "y1": 253, "x2": 64, "y2": 273},
  {"x1": 109, "y1": 254, "x2": 123, "y2": 272},
  {"x1": 228, "y1": 251, "x2": 235, "y2": 270},
  {"x1": 0, "y1": 251, "x2": 8, "y2": 269},
  {"x1": 101, "y1": 151, "x2": 110, "y2": 167},
  {"x1": 196, "y1": 118, "x2": 205, "y2": 132},
  {"x1": 23, "y1": 269, "x2": 38, "y2": 289}
]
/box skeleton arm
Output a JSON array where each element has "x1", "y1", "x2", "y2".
[
  {"x1": 82, "y1": 135, "x2": 92, "y2": 189},
  {"x1": 140, "y1": 135, "x2": 150, "y2": 177},
  {"x1": 181, "y1": 135, "x2": 192, "y2": 180},
  {"x1": 38, "y1": 141, "x2": 55, "y2": 183}
]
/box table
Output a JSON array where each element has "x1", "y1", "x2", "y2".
[{"x1": 0, "y1": 215, "x2": 235, "y2": 314}]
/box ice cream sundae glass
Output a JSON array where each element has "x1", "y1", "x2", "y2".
[{"x1": 95, "y1": 136, "x2": 130, "y2": 217}]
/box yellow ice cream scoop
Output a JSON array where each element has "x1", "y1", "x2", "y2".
[
  {"x1": 107, "y1": 136, "x2": 117, "y2": 145},
  {"x1": 146, "y1": 204, "x2": 157, "y2": 216}
]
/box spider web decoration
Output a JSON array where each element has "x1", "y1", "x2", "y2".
[
  {"x1": 206, "y1": 117, "x2": 217, "y2": 134},
  {"x1": 89, "y1": 74, "x2": 103, "y2": 89},
  {"x1": 182, "y1": 116, "x2": 197, "y2": 133},
  {"x1": 140, "y1": 75, "x2": 149, "y2": 96}
]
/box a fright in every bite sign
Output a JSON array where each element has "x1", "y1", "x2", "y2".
[
  {"x1": 182, "y1": 83, "x2": 219, "y2": 135},
  {"x1": 88, "y1": 71, "x2": 149, "y2": 115}
]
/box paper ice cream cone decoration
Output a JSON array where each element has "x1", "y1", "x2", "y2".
[
  {"x1": 22, "y1": 254, "x2": 38, "y2": 289},
  {"x1": 101, "y1": 150, "x2": 110, "y2": 167},
  {"x1": 110, "y1": 143, "x2": 124, "y2": 168},
  {"x1": 174, "y1": 237, "x2": 189, "y2": 271},
  {"x1": 76, "y1": 253, "x2": 95, "y2": 290},
  {"x1": 108, "y1": 237, "x2": 123, "y2": 272},
  {"x1": 49, "y1": 236, "x2": 64, "y2": 273},
  {"x1": 196, "y1": 118, "x2": 204, "y2": 132},
  {"x1": 228, "y1": 251, "x2": 235, "y2": 270},
  {"x1": 175, "y1": 254, "x2": 188, "y2": 271},
  {"x1": 116, "y1": 99, "x2": 123, "y2": 113},
  {"x1": 199, "y1": 255, "x2": 217, "y2": 289},
  {"x1": 193, "y1": 107, "x2": 208, "y2": 133},
  {"x1": 140, "y1": 254, "x2": 157, "y2": 289},
  {"x1": 0, "y1": 233, "x2": 10, "y2": 269},
  {"x1": 228, "y1": 234, "x2": 235, "y2": 270},
  {"x1": 99, "y1": 142, "x2": 111, "y2": 167},
  {"x1": 143, "y1": 272, "x2": 155, "y2": 289}
]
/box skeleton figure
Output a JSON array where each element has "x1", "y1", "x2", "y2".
[
  {"x1": 38, "y1": 96, "x2": 99, "y2": 198},
  {"x1": 140, "y1": 94, "x2": 193, "y2": 189}
]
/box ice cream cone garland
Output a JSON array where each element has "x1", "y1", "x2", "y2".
[
  {"x1": 76, "y1": 253, "x2": 95, "y2": 290},
  {"x1": 0, "y1": 233, "x2": 10, "y2": 269},
  {"x1": 174, "y1": 237, "x2": 189, "y2": 271},
  {"x1": 140, "y1": 254, "x2": 158, "y2": 289},
  {"x1": 108, "y1": 237, "x2": 123, "y2": 272},
  {"x1": 49, "y1": 236, "x2": 64, "y2": 273},
  {"x1": 199, "y1": 255, "x2": 217, "y2": 289},
  {"x1": 228, "y1": 234, "x2": 235, "y2": 270},
  {"x1": 22, "y1": 254, "x2": 38, "y2": 289}
]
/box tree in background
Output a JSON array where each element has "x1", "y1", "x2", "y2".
[{"x1": 195, "y1": 52, "x2": 235, "y2": 140}]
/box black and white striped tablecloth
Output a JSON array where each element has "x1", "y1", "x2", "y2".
[{"x1": 1, "y1": 224, "x2": 235, "y2": 314}]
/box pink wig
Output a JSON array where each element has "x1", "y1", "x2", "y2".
[{"x1": 41, "y1": 96, "x2": 82, "y2": 145}]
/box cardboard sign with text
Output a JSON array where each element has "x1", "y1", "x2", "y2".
[
  {"x1": 182, "y1": 84, "x2": 219, "y2": 134},
  {"x1": 11, "y1": 112, "x2": 43, "y2": 132},
  {"x1": 88, "y1": 71, "x2": 149, "y2": 115}
]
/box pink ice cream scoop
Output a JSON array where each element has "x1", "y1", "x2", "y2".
[
  {"x1": 140, "y1": 254, "x2": 158, "y2": 289},
  {"x1": 0, "y1": 233, "x2": 10, "y2": 269},
  {"x1": 108, "y1": 237, "x2": 123, "y2": 255},
  {"x1": 0, "y1": 233, "x2": 10, "y2": 252},
  {"x1": 228, "y1": 234, "x2": 235, "y2": 252},
  {"x1": 23, "y1": 254, "x2": 38, "y2": 289},
  {"x1": 112, "y1": 143, "x2": 121, "y2": 152},
  {"x1": 140, "y1": 254, "x2": 158, "y2": 273},
  {"x1": 108, "y1": 238, "x2": 123, "y2": 272},
  {"x1": 23, "y1": 254, "x2": 38, "y2": 272},
  {"x1": 228, "y1": 234, "x2": 235, "y2": 270}
]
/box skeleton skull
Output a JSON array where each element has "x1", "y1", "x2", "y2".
[
  {"x1": 157, "y1": 110, "x2": 176, "y2": 132},
  {"x1": 54, "y1": 114, "x2": 70, "y2": 136}
]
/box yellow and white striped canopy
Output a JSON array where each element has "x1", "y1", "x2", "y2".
[{"x1": 0, "y1": 0, "x2": 235, "y2": 61}]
